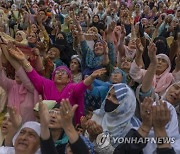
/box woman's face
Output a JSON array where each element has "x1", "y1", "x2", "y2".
[
  {"x1": 32, "y1": 4, "x2": 39, "y2": 13},
  {"x1": 48, "y1": 109, "x2": 62, "y2": 129},
  {"x1": 176, "y1": 9, "x2": 180, "y2": 18},
  {"x1": 28, "y1": 32, "x2": 37, "y2": 44},
  {"x1": 68, "y1": 21, "x2": 74, "y2": 30},
  {"x1": 135, "y1": 4, "x2": 140, "y2": 11},
  {"x1": 31, "y1": 24, "x2": 38, "y2": 33},
  {"x1": 70, "y1": 59, "x2": 80, "y2": 72},
  {"x1": 1, "y1": 115, "x2": 12, "y2": 135},
  {"x1": 120, "y1": 57, "x2": 132, "y2": 71},
  {"x1": 106, "y1": 88, "x2": 118, "y2": 104},
  {"x1": 48, "y1": 48, "x2": 59, "y2": 59},
  {"x1": 94, "y1": 42, "x2": 104, "y2": 56},
  {"x1": 54, "y1": 69, "x2": 70, "y2": 85},
  {"x1": 128, "y1": 39, "x2": 136, "y2": 49},
  {"x1": 87, "y1": 27, "x2": 97, "y2": 34},
  {"x1": 171, "y1": 18, "x2": 179, "y2": 28},
  {"x1": 156, "y1": 58, "x2": 168, "y2": 75},
  {"x1": 79, "y1": 14, "x2": 85, "y2": 22},
  {"x1": 39, "y1": 11, "x2": 46, "y2": 20},
  {"x1": 93, "y1": 15, "x2": 99, "y2": 23},
  {"x1": 15, "y1": 32, "x2": 23, "y2": 42},
  {"x1": 165, "y1": 83, "x2": 180, "y2": 105},
  {"x1": 111, "y1": 72, "x2": 123, "y2": 84},
  {"x1": 57, "y1": 33, "x2": 64, "y2": 40}
]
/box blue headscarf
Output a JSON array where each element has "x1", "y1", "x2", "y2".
[
  {"x1": 93, "y1": 83, "x2": 136, "y2": 147},
  {"x1": 110, "y1": 68, "x2": 127, "y2": 84}
]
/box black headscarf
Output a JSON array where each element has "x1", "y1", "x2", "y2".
[{"x1": 154, "y1": 36, "x2": 169, "y2": 56}]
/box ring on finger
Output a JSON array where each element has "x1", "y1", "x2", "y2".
[{"x1": 145, "y1": 110, "x2": 150, "y2": 115}]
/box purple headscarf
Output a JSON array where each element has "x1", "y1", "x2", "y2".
[{"x1": 51, "y1": 66, "x2": 72, "y2": 82}]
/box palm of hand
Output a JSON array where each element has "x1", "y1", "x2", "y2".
[{"x1": 9, "y1": 49, "x2": 25, "y2": 60}]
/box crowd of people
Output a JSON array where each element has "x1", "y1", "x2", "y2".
[{"x1": 0, "y1": 0, "x2": 180, "y2": 153}]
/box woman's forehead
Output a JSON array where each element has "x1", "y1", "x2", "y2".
[{"x1": 21, "y1": 127, "x2": 38, "y2": 135}]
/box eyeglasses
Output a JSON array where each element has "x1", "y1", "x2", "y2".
[
  {"x1": 55, "y1": 70, "x2": 68, "y2": 75},
  {"x1": 49, "y1": 109, "x2": 60, "y2": 115}
]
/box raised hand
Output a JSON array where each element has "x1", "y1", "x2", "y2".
[
  {"x1": 8, "y1": 106, "x2": 22, "y2": 129},
  {"x1": 86, "y1": 120, "x2": 103, "y2": 141},
  {"x1": 140, "y1": 97, "x2": 153, "y2": 133},
  {"x1": 102, "y1": 40, "x2": 108, "y2": 55},
  {"x1": 90, "y1": 68, "x2": 107, "y2": 79},
  {"x1": 8, "y1": 46, "x2": 26, "y2": 61},
  {"x1": 72, "y1": 12, "x2": 82, "y2": 33},
  {"x1": 59, "y1": 99, "x2": 78, "y2": 129},
  {"x1": 147, "y1": 42, "x2": 157, "y2": 64},
  {"x1": 39, "y1": 96, "x2": 50, "y2": 126},
  {"x1": 120, "y1": 24, "x2": 126, "y2": 40},
  {"x1": 106, "y1": 21, "x2": 116, "y2": 34},
  {"x1": 136, "y1": 38, "x2": 144, "y2": 54},
  {"x1": 152, "y1": 100, "x2": 170, "y2": 130},
  {"x1": 80, "y1": 116, "x2": 89, "y2": 131}
]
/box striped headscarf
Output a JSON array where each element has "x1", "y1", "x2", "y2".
[{"x1": 94, "y1": 83, "x2": 136, "y2": 147}]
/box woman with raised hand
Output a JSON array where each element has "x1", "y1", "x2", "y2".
[
  {"x1": 85, "y1": 83, "x2": 137, "y2": 153},
  {"x1": 40, "y1": 98, "x2": 90, "y2": 154},
  {"x1": 0, "y1": 42, "x2": 38, "y2": 123},
  {"x1": 114, "y1": 97, "x2": 180, "y2": 154},
  {"x1": 8, "y1": 46, "x2": 106, "y2": 124},
  {"x1": 74, "y1": 11, "x2": 115, "y2": 71},
  {"x1": 135, "y1": 42, "x2": 180, "y2": 131},
  {"x1": 130, "y1": 42, "x2": 180, "y2": 96}
]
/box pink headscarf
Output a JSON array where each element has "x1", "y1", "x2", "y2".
[
  {"x1": 51, "y1": 66, "x2": 72, "y2": 82},
  {"x1": 152, "y1": 54, "x2": 174, "y2": 95}
]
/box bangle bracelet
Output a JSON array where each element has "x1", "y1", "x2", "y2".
[{"x1": 24, "y1": 62, "x2": 31, "y2": 68}]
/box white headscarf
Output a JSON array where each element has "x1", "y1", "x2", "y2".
[
  {"x1": 162, "y1": 82, "x2": 180, "y2": 106},
  {"x1": 16, "y1": 30, "x2": 28, "y2": 45},
  {"x1": 12, "y1": 121, "x2": 41, "y2": 154},
  {"x1": 142, "y1": 101, "x2": 180, "y2": 154}
]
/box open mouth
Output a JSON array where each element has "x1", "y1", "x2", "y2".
[
  {"x1": 18, "y1": 142, "x2": 28, "y2": 148},
  {"x1": 50, "y1": 119, "x2": 56, "y2": 125}
]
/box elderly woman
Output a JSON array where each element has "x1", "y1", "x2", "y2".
[
  {"x1": 0, "y1": 121, "x2": 41, "y2": 154},
  {"x1": 9, "y1": 46, "x2": 106, "y2": 124},
  {"x1": 135, "y1": 43, "x2": 180, "y2": 130},
  {"x1": 85, "y1": 83, "x2": 136, "y2": 153},
  {"x1": 15, "y1": 30, "x2": 28, "y2": 45},
  {"x1": 130, "y1": 43, "x2": 180, "y2": 96},
  {"x1": 162, "y1": 82, "x2": 180, "y2": 132}
]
